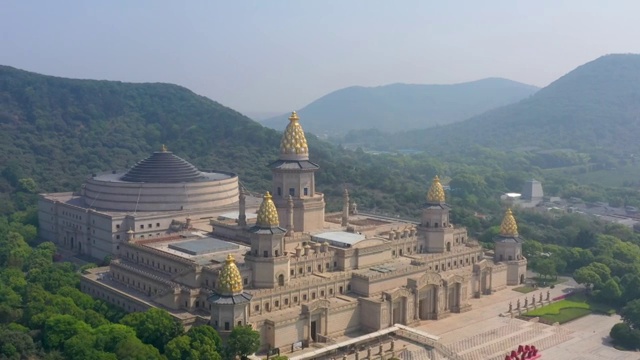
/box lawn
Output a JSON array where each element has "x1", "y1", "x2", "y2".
[
  {"x1": 523, "y1": 294, "x2": 594, "y2": 324},
  {"x1": 513, "y1": 286, "x2": 536, "y2": 294}
]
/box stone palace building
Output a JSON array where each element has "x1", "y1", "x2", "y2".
[{"x1": 38, "y1": 112, "x2": 527, "y2": 352}]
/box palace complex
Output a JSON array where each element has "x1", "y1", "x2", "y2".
[{"x1": 38, "y1": 112, "x2": 527, "y2": 352}]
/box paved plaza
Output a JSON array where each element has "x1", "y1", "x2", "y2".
[{"x1": 415, "y1": 281, "x2": 640, "y2": 360}]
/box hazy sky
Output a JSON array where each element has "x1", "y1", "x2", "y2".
[{"x1": 2, "y1": 1, "x2": 640, "y2": 115}]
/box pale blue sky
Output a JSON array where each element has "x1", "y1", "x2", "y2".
[{"x1": 1, "y1": 1, "x2": 639, "y2": 114}]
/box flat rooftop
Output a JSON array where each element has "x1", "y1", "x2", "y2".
[
  {"x1": 143, "y1": 233, "x2": 250, "y2": 267},
  {"x1": 168, "y1": 237, "x2": 239, "y2": 255},
  {"x1": 312, "y1": 231, "x2": 366, "y2": 248}
]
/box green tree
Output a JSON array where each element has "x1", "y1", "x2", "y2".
[
  {"x1": 226, "y1": 325, "x2": 260, "y2": 360},
  {"x1": 0, "y1": 327, "x2": 37, "y2": 360},
  {"x1": 120, "y1": 308, "x2": 183, "y2": 352},
  {"x1": 621, "y1": 299, "x2": 640, "y2": 330},
  {"x1": 43, "y1": 315, "x2": 92, "y2": 350},
  {"x1": 597, "y1": 278, "x2": 622, "y2": 304},
  {"x1": 533, "y1": 258, "x2": 557, "y2": 279},
  {"x1": 113, "y1": 337, "x2": 163, "y2": 360},
  {"x1": 573, "y1": 267, "x2": 602, "y2": 290}
]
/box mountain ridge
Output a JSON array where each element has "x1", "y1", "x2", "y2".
[
  {"x1": 261, "y1": 77, "x2": 539, "y2": 135},
  {"x1": 381, "y1": 54, "x2": 640, "y2": 155}
]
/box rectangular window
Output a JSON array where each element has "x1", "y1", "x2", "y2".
[
  {"x1": 140, "y1": 224, "x2": 144, "y2": 229},
  {"x1": 277, "y1": 187, "x2": 282, "y2": 196},
  {"x1": 156, "y1": 223, "x2": 160, "y2": 227},
  {"x1": 225, "y1": 322, "x2": 230, "y2": 331},
  {"x1": 289, "y1": 188, "x2": 295, "y2": 196},
  {"x1": 304, "y1": 188, "x2": 308, "y2": 196},
  {"x1": 116, "y1": 224, "x2": 120, "y2": 229}
]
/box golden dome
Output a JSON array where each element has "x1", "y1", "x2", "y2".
[
  {"x1": 500, "y1": 208, "x2": 518, "y2": 237},
  {"x1": 217, "y1": 254, "x2": 243, "y2": 294},
  {"x1": 280, "y1": 111, "x2": 309, "y2": 157},
  {"x1": 256, "y1": 192, "x2": 280, "y2": 227},
  {"x1": 427, "y1": 176, "x2": 446, "y2": 203}
]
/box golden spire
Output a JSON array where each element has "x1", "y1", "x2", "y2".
[
  {"x1": 161, "y1": 144, "x2": 168, "y2": 152},
  {"x1": 427, "y1": 175, "x2": 446, "y2": 203},
  {"x1": 499, "y1": 208, "x2": 518, "y2": 237},
  {"x1": 256, "y1": 192, "x2": 280, "y2": 227},
  {"x1": 217, "y1": 254, "x2": 243, "y2": 294},
  {"x1": 280, "y1": 111, "x2": 309, "y2": 158}
]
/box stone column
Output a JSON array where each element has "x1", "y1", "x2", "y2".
[
  {"x1": 238, "y1": 189, "x2": 246, "y2": 227},
  {"x1": 342, "y1": 188, "x2": 349, "y2": 227},
  {"x1": 287, "y1": 195, "x2": 294, "y2": 235}
]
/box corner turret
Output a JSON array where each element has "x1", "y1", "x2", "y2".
[{"x1": 494, "y1": 208, "x2": 527, "y2": 285}]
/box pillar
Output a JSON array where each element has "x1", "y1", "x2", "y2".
[
  {"x1": 342, "y1": 188, "x2": 349, "y2": 227},
  {"x1": 238, "y1": 189, "x2": 246, "y2": 227},
  {"x1": 287, "y1": 195, "x2": 294, "y2": 235}
]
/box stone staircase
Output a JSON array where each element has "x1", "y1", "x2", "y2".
[{"x1": 444, "y1": 320, "x2": 572, "y2": 360}]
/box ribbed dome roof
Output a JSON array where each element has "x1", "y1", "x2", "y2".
[{"x1": 121, "y1": 151, "x2": 204, "y2": 183}]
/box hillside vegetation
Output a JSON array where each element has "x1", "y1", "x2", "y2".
[
  {"x1": 367, "y1": 54, "x2": 640, "y2": 156},
  {"x1": 261, "y1": 78, "x2": 538, "y2": 135}
]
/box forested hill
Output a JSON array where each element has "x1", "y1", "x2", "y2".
[
  {"x1": 0, "y1": 65, "x2": 293, "y2": 195},
  {"x1": 0, "y1": 66, "x2": 445, "y2": 216},
  {"x1": 261, "y1": 78, "x2": 539, "y2": 135},
  {"x1": 384, "y1": 54, "x2": 640, "y2": 155}
]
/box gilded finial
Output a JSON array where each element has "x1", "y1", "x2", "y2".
[
  {"x1": 217, "y1": 254, "x2": 243, "y2": 294},
  {"x1": 280, "y1": 111, "x2": 309, "y2": 157},
  {"x1": 256, "y1": 192, "x2": 280, "y2": 227},
  {"x1": 427, "y1": 175, "x2": 446, "y2": 203},
  {"x1": 499, "y1": 208, "x2": 518, "y2": 237},
  {"x1": 161, "y1": 144, "x2": 168, "y2": 152}
]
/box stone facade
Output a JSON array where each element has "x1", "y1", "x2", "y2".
[{"x1": 66, "y1": 113, "x2": 528, "y2": 353}]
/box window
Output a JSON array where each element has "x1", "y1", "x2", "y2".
[
  {"x1": 334, "y1": 261, "x2": 337, "y2": 268},
  {"x1": 156, "y1": 223, "x2": 160, "y2": 227},
  {"x1": 116, "y1": 224, "x2": 120, "y2": 229},
  {"x1": 284, "y1": 298, "x2": 289, "y2": 305},
  {"x1": 244, "y1": 278, "x2": 248, "y2": 285},
  {"x1": 294, "y1": 296, "x2": 298, "y2": 303},
  {"x1": 312, "y1": 292, "x2": 316, "y2": 299},
  {"x1": 304, "y1": 188, "x2": 309, "y2": 196},
  {"x1": 289, "y1": 188, "x2": 295, "y2": 196},
  {"x1": 140, "y1": 224, "x2": 144, "y2": 229},
  {"x1": 148, "y1": 224, "x2": 152, "y2": 229},
  {"x1": 275, "y1": 250, "x2": 279, "y2": 257},
  {"x1": 255, "y1": 305, "x2": 260, "y2": 311},
  {"x1": 299, "y1": 268, "x2": 303, "y2": 274},
  {"x1": 347, "y1": 284, "x2": 351, "y2": 291},
  {"x1": 225, "y1": 322, "x2": 230, "y2": 331},
  {"x1": 264, "y1": 251, "x2": 268, "y2": 258},
  {"x1": 307, "y1": 266, "x2": 311, "y2": 272},
  {"x1": 275, "y1": 300, "x2": 279, "y2": 307},
  {"x1": 290, "y1": 269, "x2": 295, "y2": 276},
  {"x1": 320, "y1": 290, "x2": 325, "y2": 297},
  {"x1": 435, "y1": 265, "x2": 439, "y2": 271},
  {"x1": 339, "y1": 286, "x2": 343, "y2": 294},
  {"x1": 329, "y1": 288, "x2": 333, "y2": 294},
  {"x1": 318, "y1": 265, "x2": 322, "y2": 271},
  {"x1": 116, "y1": 235, "x2": 120, "y2": 240},
  {"x1": 277, "y1": 187, "x2": 282, "y2": 196},
  {"x1": 303, "y1": 294, "x2": 307, "y2": 300},
  {"x1": 238, "y1": 321, "x2": 242, "y2": 326}
]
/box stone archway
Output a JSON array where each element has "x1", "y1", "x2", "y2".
[{"x1": 418, "y1": 284, "x2": 438, "y2": 320}]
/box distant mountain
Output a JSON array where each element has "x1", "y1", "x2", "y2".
[
  {"x1": 261, "y1": 78, "x2": 539, "y2": 135},
  {"x1": 390, "y1": 54, "x2": 640, "y2": 155}
]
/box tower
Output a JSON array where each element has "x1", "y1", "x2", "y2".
[
  {"x1": 494, "y1": 209, "x2": 527, "y2": 285},
  {"x1": 208, "y1": 254, "x2": 252, "y2": 332},
  {"x1": 270, "y1": 111, "x2": 325, "y2": 232},
  {"x1": 419, "y1": 176, "x2": 454, "y2": 252},
  {"x1": 245, "y1": 192, "x2": 290, "y2": 288}
]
